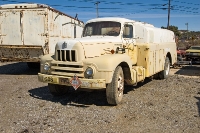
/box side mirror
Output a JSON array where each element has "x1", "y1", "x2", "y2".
[{"x1": 116, "y1": 47, "x2": 125, "y2": 54}]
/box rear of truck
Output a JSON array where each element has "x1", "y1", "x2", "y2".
[{"x1": 0, "y1": 3, "x2": 83, "y2": 64}]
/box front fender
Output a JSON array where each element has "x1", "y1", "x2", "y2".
[
  {"x1": 40, "y1": 54, "x2": 54, "y2": 73},
  {"x1": 83, "y1": 54, "x2": 132, "y2": 71},
  {"x1": 83, "y1": 54, "x2": 133, "y2": 83}
]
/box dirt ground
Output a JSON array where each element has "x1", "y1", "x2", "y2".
[{"x1": 0, "y1": 62, "x2": 200, "y2": 133}]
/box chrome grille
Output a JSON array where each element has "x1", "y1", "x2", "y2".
[
  {"x1": 50, "y1": 61, "x2": 84, "y2": 77},
  {"x1": 56, "y1": 50, "x2": 76, "y2": 61}
]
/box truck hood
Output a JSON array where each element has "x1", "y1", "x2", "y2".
[
  {"x1": 75, "y1": 36, "x2": 122, "y2": 43},
  {"x1": 56, "y1": 36, "x2": 122, "y2": 47},
  {"x1": 186, "y1": 49, "x2": 200, "y2": 53},
  {"x1": 56, "y1": 36, "x2": 123, "y2": 60}
]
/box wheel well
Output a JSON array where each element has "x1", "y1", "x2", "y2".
[
  {"x1": 166, "y1": 52, "x2": 172, "y2": 65},
  {"x1": 118, "y1": 62, "x2": 131, "y2": 80}
]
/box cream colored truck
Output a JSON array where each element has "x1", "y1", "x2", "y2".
[
  {"x1": 0, "y1": 3, "x2": 83, "y2": 68},
  {"x1": 38, "y1": 17, "x2": 177, "y2": 105}
]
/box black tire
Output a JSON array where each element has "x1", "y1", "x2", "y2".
[
  {"x1": 48, "y1": 83, "x2": 69, "y2": 96},
  {"x1": 177, "y1": 55, "x2": 183, "y2": 61},
  {"x1": 186, "y1": 57, "x2": 190, "y2": 61},
  {"x1": 106, "y1": 66, "x2": 124, "y2": 105},
  {"x1": 27, "y1": 62, "x2": 40, "y2": 69},
  {"x1": 153, "y1": 73, "x2": 160, "y2": 79},
  {"x1": 159, "y1": 57, "x2": 170, "y2": 79}
]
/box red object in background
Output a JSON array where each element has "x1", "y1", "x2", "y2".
[{"x1": 177, "y1": 47, "x2": 186, "y2": 57}]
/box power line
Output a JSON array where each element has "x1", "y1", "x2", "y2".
[{"x1": 1, "y1": 0, "x2": 199, "y2": 16}]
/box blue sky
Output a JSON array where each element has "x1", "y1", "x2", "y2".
[{"x1": 1, "y1": 0, "x2": 200, "y2": 31}]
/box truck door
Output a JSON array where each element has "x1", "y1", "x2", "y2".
[
  {"x1": 122, "y1": 23, "x2": 137, "y2": 64},
  {"x1": 23, "y1": 9, "x2": 47, "y2": 46},
  {"x1": 0, "y1": 9, "x2": 47, "y2": 46},
  {"x1": 0, "y1": 10, "x2": 22, "y2": 45}
]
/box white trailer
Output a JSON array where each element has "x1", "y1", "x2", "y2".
[{"x1": 0, "y1": 3, "x2": 83, "y2": 68}]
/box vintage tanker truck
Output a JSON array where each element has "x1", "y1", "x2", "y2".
[
  {"x1": 38, "y1": 17, "x2": 177, "y2": 105},
  {"x1": 0, "y1": 3, "x2": 83, "y2": 68}
]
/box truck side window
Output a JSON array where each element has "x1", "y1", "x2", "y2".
[
  {"x1": 123, "y1": 25, "x2": 133, "y2": 38},
  {"x1": 84, "y1": 26, "x2": 93, "y2": 36}
]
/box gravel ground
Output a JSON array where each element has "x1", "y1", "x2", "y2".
[{"x1": 0, "y1": 62, "x2": 200, "y2": 133}]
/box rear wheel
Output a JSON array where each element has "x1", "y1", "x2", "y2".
[
  {"x1": 159, "y1": 57, "x2": 170, "y2": 79},
  {"x1": 153, "y1": 73, "x2": 160, "y2": 79},
  {"x1": 106, "y1": 66, "x2": 124, "y2": 105},
  {"x1": 48, "y1": 83, "x2": 69, "y2": 96}
]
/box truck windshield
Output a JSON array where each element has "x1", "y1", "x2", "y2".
[{"x1": 83, "y1": 21, "x2": 121, "y2": 37}]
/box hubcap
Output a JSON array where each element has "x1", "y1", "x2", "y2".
[
  {"x1": 117, "y1": 75, "x2": 123, "y2": 97},
  {"x1": 165, "y1": 63, "x2": 170, "y2": 75}
]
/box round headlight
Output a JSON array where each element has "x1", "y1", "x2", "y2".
[
  {"x1": 44, "y1": 63, "x2": 50, "y2": 71},
  {"x1": 85, "y1": 67, "x2": 93, "y2": 76}
]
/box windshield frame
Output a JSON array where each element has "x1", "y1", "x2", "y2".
[{"x1": 82, "y1": 21, "x2": 121, "y2": 37}]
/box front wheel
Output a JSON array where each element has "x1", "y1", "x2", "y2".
[
  {"x1": 48, "y1": 83, "x2": 69, "y2": 96},
  {"x1": 106, "y1": 66, "x2": 124, "y2": 105},
  {"x1": 159, "y1": 57, "x2": 170, "y2": 79}
]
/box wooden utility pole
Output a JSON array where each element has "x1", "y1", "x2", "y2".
[
  {"x1": 167, "y1": 0, "x2": 171, "y2": 29},
  {"x1": 94, "y1": 1, "x2": 100, "y2": 18},
  {"x1": 185, "y1": 23, "x2": 189, "y2": 40}
]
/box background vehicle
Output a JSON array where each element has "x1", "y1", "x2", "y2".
[
  {"x1": 38, "y1": 17, "x2": 177, "y2": 105},
  {"x1": 185, "y1": 46, "x2": 200, "y2": 61},
  {"x1": 177, "y1": 47, "x2": 186, "y2": 58},
  {"x1": 0, "y1": 3, "x2": 83, "y2": 68}
]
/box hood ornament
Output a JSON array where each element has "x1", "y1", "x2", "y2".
[{"x1": 62, "y1": 42, "x2": 67, "y2": 49}]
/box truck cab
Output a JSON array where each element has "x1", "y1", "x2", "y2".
[{"x1": 38, "y1": 17, "x2": 177, "y2": 105}]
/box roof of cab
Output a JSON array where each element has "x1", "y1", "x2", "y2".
[
  {"x1": 86, "y1": 17, "x2": 135, "y2": 24},
  {"x1": 85, "y1": 17, "x2": 154, "y2": 28}
]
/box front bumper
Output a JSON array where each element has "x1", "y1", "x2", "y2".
[
  {"x1": 38, "y1": 73, "x2": 106, "y2": 89},
  {"x1": 0, "y1": 45, "x2": 43, "y2": 62},
  {"x1": 185, "y1": 53, "x2": 200, "y2": 60},
  {"x1": 186, "y1": 53, "x2": 200, "y2": 56}
]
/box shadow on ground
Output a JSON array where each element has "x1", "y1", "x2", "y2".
[
  {"x1": 28, "y1": 78, "x2": 152, "y2": 107},
  {"x1": 194, "y1": 96, "x2": 200, "y2": 117},
  {"x1": 174, "y1": 65, "x2": 200, "y2": 77},
  {"x1": 0, "y1": 62, "x2": 39, "y2": 75},
  {"x1": 29, "y1": 86, "x2": 108, "y2": 107}
]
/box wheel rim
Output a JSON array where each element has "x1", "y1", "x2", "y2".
[
  {"x1": 165, "y1": 62, "x2": 170, "y2": 76},
  {"x1": 117, "y1": 75, "x2": 123, "y2": 97}
]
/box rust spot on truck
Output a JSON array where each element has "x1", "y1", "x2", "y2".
[
  {"x1": 0, "y1": 45, "x2": 43, "y2": 62},
  {"x1": 20, "y1": 10, "x2": 24, "y2": 45}
]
